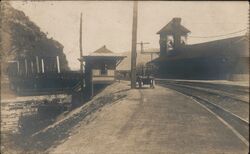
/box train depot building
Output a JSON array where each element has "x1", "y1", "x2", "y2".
[
  {"x1": 150, "y1": 18, "x2": 249, "y2": 81},
  {"x1": 81, "y1": 45, "x2": 126, "y2": 84},
  {"x1": 79, "y1": 45, "x2": 126, "y2": 97}
]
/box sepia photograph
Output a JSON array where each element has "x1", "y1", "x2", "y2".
[{"x1": 0, "y1": 1, "x2": 249, "y2": 153}]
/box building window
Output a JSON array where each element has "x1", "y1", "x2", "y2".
[
  {"x1": 181, "y1": 36, "x2": 187, "y2": 45},
  {"x1": 101, "y1": 64, "x2": 108, "y2": 75},
  {"x1": 167, "y1": 35, "x2": 174, "y2": 50}
]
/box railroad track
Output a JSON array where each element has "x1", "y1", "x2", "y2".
[
  {"x1": 168, "y1": 82, "x2": 248, "y2": 103},
  {"x1": 158, "y1": 81, "x2": 249, "y2": 146},
  {"x1": 157, "y1": 81, "x2": 249, "y2": 120},
  {"x1": 157, "y1": 79, "x2": 249, "y2": 95}
]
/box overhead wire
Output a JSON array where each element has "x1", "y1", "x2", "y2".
[{"x1": 189, "y1": 28, "x2": 248, "y2": 38}]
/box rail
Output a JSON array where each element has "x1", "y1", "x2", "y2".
[{"x1": 158, "y1": 81, "x2": 249, "y2": 146}]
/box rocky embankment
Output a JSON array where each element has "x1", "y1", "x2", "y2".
[
  {"x1": 0, "y1": 2, "x2": 69, "y2": 74},
  {"x1": 1, "y1": 92, "x2": 71, "y2": 154}
]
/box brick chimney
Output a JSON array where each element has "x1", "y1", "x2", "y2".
[{"x1": 172, "y1": 18, "x2": 181, "y2": 26}]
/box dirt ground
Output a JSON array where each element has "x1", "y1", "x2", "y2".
[
  {"x1": 1, "y1": 81, "x2": 248, "y2": 154},
  {"x1": 49, "y1": 81, "x2": 247, "y2": 154}
]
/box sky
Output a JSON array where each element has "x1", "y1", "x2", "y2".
[{"x1": 10, "y1": 1, "x2": 249, "y2": 70}]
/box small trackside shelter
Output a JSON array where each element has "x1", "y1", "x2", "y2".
[{"x1": 79, "y1": 45, "x2": 126, "y2": 84}]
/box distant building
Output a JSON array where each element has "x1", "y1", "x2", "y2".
[
  {"x1": 150, "y1": 18, "x2": 249, "y2": 80},
  {"x1": 7, "y1": 43, "x2": 64, "y2": 77}
]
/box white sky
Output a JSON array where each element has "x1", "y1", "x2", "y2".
[{"x1": 10, "y1": 1, "x2": 249, "y2": 70}]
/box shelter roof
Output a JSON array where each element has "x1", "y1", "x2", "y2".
[{"x1": 79, "y1": 45, "x2": 126, "y2": 62}]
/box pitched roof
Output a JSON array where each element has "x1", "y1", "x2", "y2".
[
  {"x1": 150, "y1": 35, "x2": 249, "y2": 63},
  {"x1": 157, "y1": 18, "x2": 191, "y2": 35},
  {"x1": 93, "y1": 45, "x2": 113, "y2": 54},
  {"x1": 88, "y1": 45, "x2": 125, "y2": 57},
  {"x1": 79, "y1": 45, "x2": 126, "y2": 62}
]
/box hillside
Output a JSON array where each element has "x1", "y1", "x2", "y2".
[
  {"x1": 117, "y1": 48, "x2": 159, "y2": 70},
  {"x1": 0, "y1": 2, "x2": 69, "y2": 74}
]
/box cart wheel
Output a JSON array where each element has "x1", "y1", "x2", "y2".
[
  {"x1": 16, "y1": 86, "x2": 21, "y2": 94},
  {"x1": 139, "y1": 82, "x2": 142, "y2": 88},
  {"x1": 150, "y1": 83, "x2": 153, "y2": 88},
  {"x1": 151, "y1": 80, "x2": 155, "y2": 89}
]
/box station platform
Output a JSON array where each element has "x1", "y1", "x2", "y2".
[{"x1": 50, "y1": 82, "x2": 248, "y2": 154}]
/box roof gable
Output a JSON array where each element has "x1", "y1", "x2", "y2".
[
  {"x1": 157, "y1": 18, "x2": 190, "y2": 35},
  {"x1": 93, "y1": 45, "x2": 113, "y2": 54},
  {"x1": 80, "y1": 45, "x2": 126, "y2": 62}
]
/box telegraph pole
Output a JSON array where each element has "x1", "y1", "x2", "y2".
[
  {"x1": 137, "y1": 41, "x2": 159, "y2": 61},
  {"x1": 137, "y1": 41, "x2": 150, "y2": 53},
  {"x1": 79, "y1": 12, "x2": 84, "y2": 100},
  {"x1": 131, "y1": 1, "x2": 138, "y2": 89}
]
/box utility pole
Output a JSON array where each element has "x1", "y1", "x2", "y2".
[
  {"x1": 131, "y1": 1, "x2": 138, "y2": 89},
  {"x1": 137, "y1": 41, "x2": 149, "y2": 76},
  {"x1": 137, "y1": 41, "x2": 159, "y2": 61},
  {"x1": 137, "y1": 41, "x2": 150, "y2": 53},
  {"x1": 79, "y1": 12, "x2": 84, "y2": 100}
]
